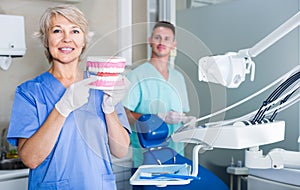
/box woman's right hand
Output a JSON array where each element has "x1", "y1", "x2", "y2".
[{"x1": 55, "y1": 77, "x2": 97, "y2": 117}]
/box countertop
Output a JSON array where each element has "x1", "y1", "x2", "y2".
[{"x1": 249, "y1": 168, "x2": 300, "y2": 187}]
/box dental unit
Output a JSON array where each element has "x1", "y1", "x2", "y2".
[
  {"x1": 131, "y1": 10, "x2": 300, "y2": 188},
  {"x1": 173, "y1": 11, "x2": 300, "y2": 173}
]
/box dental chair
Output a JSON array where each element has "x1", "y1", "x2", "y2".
[{"x1": 134, "y1": 114, "x2": 229, "y2": 190}]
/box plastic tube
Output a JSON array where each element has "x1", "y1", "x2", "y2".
[{"x1": 180, "y1": 65, "x2": 300, "y2": 130}]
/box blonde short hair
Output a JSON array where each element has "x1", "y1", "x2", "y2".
[{"x1": 35, "y1": 5, "x2": 89, "y2": 63}]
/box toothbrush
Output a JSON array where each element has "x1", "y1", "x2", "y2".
[{"x1": 139, "y1": 172, "x2": 201, "y2": 181}]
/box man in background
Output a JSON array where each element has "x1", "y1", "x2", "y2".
[{"x1": 123, "y1": 21, "x2": 196, "y2": 169}]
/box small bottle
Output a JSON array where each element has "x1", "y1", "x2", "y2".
[
  {"x1": 230, "y1": 157, "x2": 235, "y2": 167},
  {"x1": 237, "y1": 160, "x2": 243, "y2": 167}
]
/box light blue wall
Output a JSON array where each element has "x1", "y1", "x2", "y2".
[{"x1": 175, "y1": 0, "x2": 300, "y2": 185}]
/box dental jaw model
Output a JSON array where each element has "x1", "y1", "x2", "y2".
[{"x1": 86, "y1": 56, "x2": 126, "y2": 90}]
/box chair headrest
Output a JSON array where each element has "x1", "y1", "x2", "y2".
[{"x1": 135, "y1": 114, "x2": 169, "y2": 149}]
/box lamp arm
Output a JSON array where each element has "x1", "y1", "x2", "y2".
[{"x1": 248, "y1": 11, "x2": 300, "y2": 57}]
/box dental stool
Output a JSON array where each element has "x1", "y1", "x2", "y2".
[{"x1": 135, "y1": 114, "x2": 229, "y2": 190}]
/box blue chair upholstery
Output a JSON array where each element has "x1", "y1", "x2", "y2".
[
  {"x1": 135, "y1": 114, "x2": 169, "y2": 149},
  {"x1": 134, "y1": 114, "x2": 229, "y2": 190}
]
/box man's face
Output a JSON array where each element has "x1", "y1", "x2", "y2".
[{"x1": 149, "y1": 27, "x2": 176, "y2": 58}]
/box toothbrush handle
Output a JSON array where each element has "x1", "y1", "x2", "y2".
[{"x1": 140, "y1": 174, "x2": 200, "y2": 180}]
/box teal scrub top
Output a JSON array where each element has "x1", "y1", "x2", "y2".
[
  {"x1": 122, "y1": 62, "x2": 190, "y2": 167},
  {"x1": 7, "y1": 72, "x2": 131, "y2": 190}
]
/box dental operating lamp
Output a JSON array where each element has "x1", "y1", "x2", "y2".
[
  {"x1": 198, "y1": 11, "x2": 300, "y2": 88},
  {"x1": 172, "y1": 11, "x2": 300, "y2": 175}
]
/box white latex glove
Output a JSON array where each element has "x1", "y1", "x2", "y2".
[
  {"x1": 55, "y1": 77, "x2": 96, "y2": 117},
  {"x1": 102, "y1": 77, "x2": 130, "y2": 114},
  {"x1": 158, "y1": 111, "x2": 186, "y2": 124},
  {"x1": 182, "y1": 116, "x2": 197, "y2": 128}
]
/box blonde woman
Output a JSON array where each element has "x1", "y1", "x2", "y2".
[{"x1": 7, "y1": 5, "x2": 130, "y2": 190}]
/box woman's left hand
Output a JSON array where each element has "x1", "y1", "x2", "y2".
[{"x1": 102, "y1": 77, "x2": 131, "y2": 114}]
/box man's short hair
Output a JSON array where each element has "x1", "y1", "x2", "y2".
[{"x1": 152, "y1": 21, "x2": 175, "y2": 36}]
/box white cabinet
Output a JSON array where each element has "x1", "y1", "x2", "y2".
[
  {"x1": 112, "y1": 147, "x2": 133, "y2": 190},
  {"x1": 0, "y1": 169, "x2": 29, "y2": 190},
  {"x1": 0, "y1": 177, "x2": 28, "y2": 190}
]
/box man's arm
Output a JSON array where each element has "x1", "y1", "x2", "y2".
[{"x1": 124, "y1": 108, "x2": 142, "y2": 126}]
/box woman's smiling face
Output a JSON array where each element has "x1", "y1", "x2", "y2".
[{"x1": 48, "y1": 14, "x2": 85, "y2": 64}]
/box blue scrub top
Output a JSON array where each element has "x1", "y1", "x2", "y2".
[
  {"x1": 7, "y1": 72, "x2": 131, "y2": 190},
  {"x1": 122, "y1": 62, "x2": 190, "y2": 167}
]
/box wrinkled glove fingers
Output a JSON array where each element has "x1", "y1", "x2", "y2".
[{"x1": 169, "y1": 111, "x2": 186, "y2": 121}]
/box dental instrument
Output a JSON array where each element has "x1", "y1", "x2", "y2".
[{"x1": 139, "y1": 172, "x2": 200, "y2": 181}]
